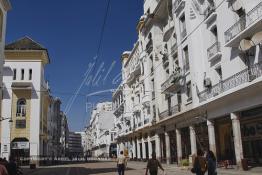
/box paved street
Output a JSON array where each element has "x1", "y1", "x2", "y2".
[{"x1": 22, "y1": 161, "x2": 262, "y2": 175}]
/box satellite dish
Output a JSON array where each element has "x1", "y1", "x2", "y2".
[
  {"x1": 231, "y1": 0, "x2": 244, "y2": 12},
  {"x1": 239, "y1": 38, "x2": 252, "y2": 52},
  {"x1": 251, "y1": 31, "x2": 262, "y2": 46}
]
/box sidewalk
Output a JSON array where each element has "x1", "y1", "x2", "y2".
[{"x1": 129, "y1": 161, "x2": 262, "y2": 175}]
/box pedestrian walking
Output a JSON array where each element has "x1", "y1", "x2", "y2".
[
  {"x1": 116, "y1": 151, "x2": 127, "y2": 175},
  {"x1": 192, "y1": 149, "x2": 207, "y2": 175},
  {"x1": 206, "y1": 150, "x2": 217, "y2": 175},
  {"x1": 145, "y1": 152, "x2": 165, "y2": 175}
]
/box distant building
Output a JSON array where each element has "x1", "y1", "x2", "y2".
[
  {"x1": 47, "y1": 97, "x2": 61, "y2": 157},
  {"x1": 86, "y1": 102, "x2": 117, "y2": 158},
  {"x1": 68, "y1": 132, "x2": 83, "y2": 158},
  {"x1": 60, "y1": 112, "x2": 69, "y2": 157}
]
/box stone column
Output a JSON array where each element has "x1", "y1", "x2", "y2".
[
  {"x1": 155, "y1": 134, "x2": 161, "y2": 160},
  {"x1": 132, "y1": 139, "x2": 136, "y2": 159},
  {"x1": 148, "y1": 135, "x2": 152, "y2": 159},
  {"x1": 190, "y1": 126, "x2": 197, "y2": 155},
  {"x1": 176, "y1": 129, "x2": 182, "y2": 165},
  {"x1": 117, "y1": 143, "x2": 120, "y2": 156},
  {"x1": 137, "y1": 139, "x2": 141, "y2": 160},
  {"x1": 142, "y1": 137, "x2": 147, "y2": 160},
  {"x1": 207, "y1": 120, "x2": 217, "y2": 156},
  {"x1": 231, "y1": 113, "x2": 244, "y2": 168},
  {"x1": 165, "y1": 132, "x2": 171, "y2": 165}
]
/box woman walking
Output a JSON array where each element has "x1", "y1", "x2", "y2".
[{"x1": 192, "y1": 149, "x2": 207, "y2": 175}]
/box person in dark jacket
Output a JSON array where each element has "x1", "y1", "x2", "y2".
[
  {"x1": 6, "y1": 156, "x2": 18, "y2": 175},
  {"x1": 206, "y1": 150, "x2": 217, "y2": 175}
]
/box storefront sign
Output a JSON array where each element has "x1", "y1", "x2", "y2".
[{"x1": 12, "y1": 142, "x2": 29, "y2": 150}]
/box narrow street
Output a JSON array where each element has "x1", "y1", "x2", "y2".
[{"x1": 22, "y1": 161, "x2": 262, "y2": 175}]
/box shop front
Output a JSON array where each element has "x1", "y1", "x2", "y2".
[
  {"x1": 181, "y1": 127, "x2": 191, "y2": 159},
  {"x1": 215, "y1": 116, "x2": 236, "y2": 164},
  {"x1": 11, "y1": 138, "x2": 30, "y2": 165},
  {"x1": 241, "y1": 107, "x2": 262, "y2": 165}
]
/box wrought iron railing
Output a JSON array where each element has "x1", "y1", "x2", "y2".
[
  {"x1": 207, "y1": 41, "x2": 221, "y2": 60},
  {"x1": 161, "y1": 71, "x2": 182, "y2": 92},
  {"x1": 225, "y1": 2, "x2": 262, "y2": 43},
  {"x1": 159, "y1": 104, "x2": 181, "y2": 120},
  {"x1": 198, "y1": 61, "x2": 262, "y2": 102}
]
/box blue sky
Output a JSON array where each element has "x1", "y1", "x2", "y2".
[{"x1": 6, "y1": 0, "x2": 143, "y2": 131}]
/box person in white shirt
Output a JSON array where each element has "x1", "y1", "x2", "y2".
[{"x1": 116, "y1": 151, "x2": 127, "y2": 175}]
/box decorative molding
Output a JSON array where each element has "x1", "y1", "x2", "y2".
[{"x1": 0, "y1": 0, "x2": 11, "y2": 11}]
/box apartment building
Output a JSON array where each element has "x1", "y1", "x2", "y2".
[
  {"x1": 68, "y1": 132, "x2": 83, "y2": 158},
  {"x1": 86, "y1": 102, "x2": 117, "y2": 158},
  {"x1": 47, "y1": 97, "x2": 62, "y2": 157},
  {"x1": 114, "y1": 0, "x2": 262, "y2": 168},
  {"x1": 1, "y1": 37, "x2": 51, "y2": 161},
  {"x1": 60, "y1": 112, "x2": 69, "y2": 157}
]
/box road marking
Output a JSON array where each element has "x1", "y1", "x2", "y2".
[{"x1": 66, "y1": 167, "x2": 71, "y2": 175}]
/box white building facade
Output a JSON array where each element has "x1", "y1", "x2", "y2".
[
  {"x1": 86, "y1": 102, "x2": 117, "y2": 158},
  {"x1": 114, "y1": 0, "x2": 262, "y2": 169},
  {"x1": 1, "y1": 37, "x2": 51, "y2": 161}
]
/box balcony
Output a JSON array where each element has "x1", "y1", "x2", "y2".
[
  {"x1": 159, "y1": 104, "x2": 181, "y2": 120},
  {"x1": 161, "y1": 71, "x2": 183, "y2": 93},
  {"x1": 198, "y1": 61, "x2": 262, "y2": 103},
  {"x1": 224, "y1": 2, "x2": 262, "y2": 47},
  {"x1": 207, "y1": 41, "x2": 221, "y2": 61},
  {"x1": 113, "y1": 102, "x2": 124, "y2": 117}
]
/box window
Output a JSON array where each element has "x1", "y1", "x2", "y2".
[
  {"x1": 29, "y1": 69, "x2": 32, "y2": 80},
  {"x1": 153, "y1": 105, "x2": 156, "y2": 119},
  {"x1": 186, "y1": 81, "x2": 192, "y2": 101},
  {"x1": 216, "y1": 67, "x2": 223, "y2": 80},
  {"x1": 16, "y1": 98, "x2": 26, "y2": 117},
  {"x1": 180, "y1": 14, "x2": 187, "y2": 38},
  {"x1": 16, "y1": 120, "x2": 26, "y2": 129},
  {"x1": 13, "y1": 69, "x2": 17, "y2": 80},
  {"x1": 183, "y1": 46, "x2": 190, "y2": 72},
  {"x1": 21, "y1": 69, "x2": 24, "y2": 80},
  {"x1": 151, "y1": 79, "x2": 155, "y2": 99}
]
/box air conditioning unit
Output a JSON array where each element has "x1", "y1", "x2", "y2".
[{"x1": 204, "y1": 78, "x2": 212, "y2": 87}]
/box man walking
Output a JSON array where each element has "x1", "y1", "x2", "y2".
[
  {"x1": 116, "y1": 151, "x2": 127, "y2": 175},
  {"x1": 145, "y1": 152, "x2": 165, "y2": 175}
]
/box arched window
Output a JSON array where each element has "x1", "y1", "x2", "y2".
[{"x1": 16, "y1": 98, "x2": 26, "y2": 117}]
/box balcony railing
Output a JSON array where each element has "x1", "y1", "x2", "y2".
[
  {"x1": 161, "y1": 71, "x2": 183, "y2": 93},
  {"x1": 198, "y1": 61, "x2": 262, "y2": 102},
  {"x1": 225, "y1": 2, "x2": 262, "y2": 43},
  {"x1": 159, "y1": 104, "x2": 181, "y2": 120},
  {"x1": 207, "y1": 41, "x2": 221, "y2": 60}
]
